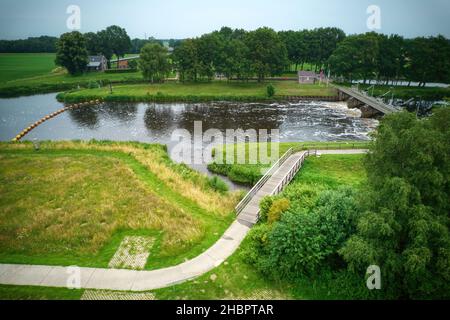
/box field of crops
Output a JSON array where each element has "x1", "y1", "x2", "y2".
[{"x1": 0, "y1": 53, "x2": 56, "y2": 83}]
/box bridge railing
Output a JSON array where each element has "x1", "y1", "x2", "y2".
[
  {"x1": 270, "y1": 150, "x2": 314, "y2": 196},
  {"x1": 235, "y1": 148, "x2": 294, "y2": 215}
]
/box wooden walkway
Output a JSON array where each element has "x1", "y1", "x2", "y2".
[{"x1": 236, "y1": 149, "x2": 310, "y2": 225}]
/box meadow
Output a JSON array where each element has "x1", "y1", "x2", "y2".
[
  {"x1": 0, "y1": 141, "x2": 239, "y2": 270},
  {"x1": 0, "y1": 154, "x2": 367, "y2": 300},
  {"x1": 56, "y1": 81, "x2": 337, "y2": 103},
  {"x1": 0, "y1": 53, "x2": 56, "y2": 83}
]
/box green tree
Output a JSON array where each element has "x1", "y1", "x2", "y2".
[
  {"x1": 96, "y1": 29, "x2": 114, "y2": 68},
  {"x1": 84, "y1": 32, "x2": 101, "y2": 55},
  {"x1": 377, "y1": 34, "x2": 406, "y2": 84},
  {"x1": 138, "y1": 43, "x2": 171, "y2": 83},
  {"x1": 96, "y1": 26, "x2": 131, "y2": 69},
  {"x1": 106, "y1": 25, "x2": 132, "y2": 61},
  {"x1": 173, "y1": 39, "x2": 199, "y2": 81},
  {"x1": 55, "y1": 31, "x2": 88, "y2": 75},
  {"x1": 328, "y1": 33, "x2": 379, "y2": 83},
  {"x1": 245, "y1": 27, "x2": 288, "y2": 81},
  {"x1": 340, "y1": 110, "x2": 450, "y2": 299}
]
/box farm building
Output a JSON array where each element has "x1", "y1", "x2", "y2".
[
  {"x1": 298, "y1": 71, "x2": 320, "y2": 84},
  {"x1": 87, "y1": 56, "x2": 108, "y2": 71},
  {"x1": 114, "y1": 56, "x2": 140, "y2": 69}
]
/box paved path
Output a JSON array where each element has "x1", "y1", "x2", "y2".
[
  {"x1": 237, "y1": 151, "x2": 308, "y2": 225},
  {"x1": 0, "y1": 149, "x2": 367, "y2": 291}
]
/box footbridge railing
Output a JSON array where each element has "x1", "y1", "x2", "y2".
[
  {"x1": 235, "y1": 148, "x2": 294, "y2": 215},
  {"x1": 270, "y1": 150, "x2": 315, "y2": 196}
]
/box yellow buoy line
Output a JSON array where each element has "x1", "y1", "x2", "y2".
[{"x1": 12, "y1": 99, "x2": 103, "y2": 142}]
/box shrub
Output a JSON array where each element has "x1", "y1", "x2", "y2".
[
  {"x1": 87, "y1": 81, "x2": 100, "y2": 89},
  {"x1": 253, "y1": 187, "x2": 359, "y2": 279},
  {"x1": 267, "y1": 198, "x2": 290, "y2": 224},
  {"x1": 259, "y1": 196, "x2": 274, "y2": 222},
  {"x1": 267, "y1": 84, "x2": 275, "y2": 97},
  {"x1": 208, "y1": 176, "x2": 229, "y2": 193}
]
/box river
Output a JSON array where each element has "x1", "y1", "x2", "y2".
[{"x1": 0, "y1": 93, "x2": 379, "y2": 190}]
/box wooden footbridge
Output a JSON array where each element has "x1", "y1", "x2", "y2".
[
  {"x1": 235, "y1": 148, "x2": 369, "y2": 225},
  {"x1": 236, "y1": 148, "x2": 313, "y2": 225},
  {"x1": 336, "y1": 86, "x2": 400, "y2": 118}
]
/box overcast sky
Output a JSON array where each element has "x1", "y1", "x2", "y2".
[{"x1": 1, "y1": 0, "x2": 449, "y2": 40}]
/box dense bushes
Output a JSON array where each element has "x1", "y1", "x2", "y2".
[{"x1": 242, "y1": 187, "x2": 359, "y2": 279}]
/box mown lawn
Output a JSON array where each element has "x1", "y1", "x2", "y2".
[
  {"x1": 0, "y1": 141, "x2": 238, "y2": 270},
  {"x1": 208, "y1": 141, "x2": 370, "y2": 186},
  {"x1": 0, "y1": 53, "x2": 56, "y2": 83},
  {"x1": 57, "y1": 81, "x2": 337, "y2": 103}
]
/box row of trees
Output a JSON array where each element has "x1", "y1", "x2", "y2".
[
  {"x1": 0, "y1": 36, "x2": 57, "y2": 53},
  {"x1": 55, "y1": 26, "x2": 133, "y2": 74},
  {"x1": 170, "y1": 27, "x2": 345, "y2": 82},
  {"x1": 172, "y1": 27, "x2": 287, "y2": 82},
  {"x1": 84, "y1": 25, "x2": 132, "y2": 68},
  {"x1": 328, "y1": 32, "x2": 450, "y2": 86}
]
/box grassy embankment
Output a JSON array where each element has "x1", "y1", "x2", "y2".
[
  {"x1": 0, "y1": 154, "x2": 367, "y2": 300},
  {"x1": 208, "y1": 141, "x2": 370, "y2": 185},
  {"x1": 56, "y1": 81, "x2": 337, "y2": 103},
  {"x1": 0, "y1": 141, "x2": 240, "y2": 270}
]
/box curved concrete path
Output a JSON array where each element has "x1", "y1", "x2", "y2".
[{"x1": 0, "y1": 149, "x2": 367, "y2": 291}]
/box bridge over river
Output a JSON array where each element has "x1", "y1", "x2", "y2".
[{"x1": 336, "y1": 86, "x2": 401, "y2": 118}]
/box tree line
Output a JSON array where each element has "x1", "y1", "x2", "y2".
[
  {"x1": 329, "y1": 32, "x2": 450, "y2": 86},
  {"x1": 52, "y1": 24, "x2": 450, "y2": 85},
  {"x1": 0, "y1": 36, "x2": 58, "y2": 53},
  {"x1": 152, "y1": 26, "x2": 450, "y2": 86},
  {"x1": 168, "y1": 27, "x2": 345, "y2": 82}
]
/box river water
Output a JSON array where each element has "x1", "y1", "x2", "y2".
[{"x1": 0, "y1": 94, "x2": 378, "y2": 189}]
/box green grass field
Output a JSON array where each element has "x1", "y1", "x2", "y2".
[
  {"x1": 0, "y1": 154, "x2": 366, "y2": 300},
  {"x1": 56, "y1": 81, "x2": 337, "y2": 103},
  {"x1": 0, "y1": 53, "x2": 56, "y2": 83},
  {"x1": 208, "y1": 141, "x2": 370, "y2": 185},
  {"x1": 0, "y1": 141, "x2": 238, "y2": 270}
]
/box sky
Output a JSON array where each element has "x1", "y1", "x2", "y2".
[{"x1": 0, "y1": 0, "x2": 449, "y2": 40}]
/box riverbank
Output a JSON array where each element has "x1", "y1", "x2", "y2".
[
  {"x1": 0, "y1": 70, "x2": 144, "y2": 98},
  {"x1": 208, "y1": 141, "x2": 371, "y2": 185},
  {"x1": 55, "y1": 81, "x2": 337, "y2": 103}
]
